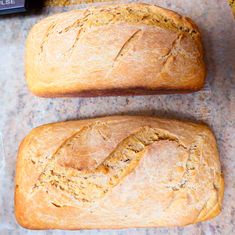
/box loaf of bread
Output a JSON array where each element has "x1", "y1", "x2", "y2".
[
  {"x1": 15, "y1": 116, "x2": 223, "y2": 229},
  {"x1": 26, "y1": 3, "x2": 206, "y2": 97}
]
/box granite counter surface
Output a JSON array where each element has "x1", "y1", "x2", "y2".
[{"x1": 0, "y1": 0, "x2": 234, "y2": 234}]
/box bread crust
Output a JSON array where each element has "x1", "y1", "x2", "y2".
[
  {"x1": 15, "y1": 116, "x2": 223, "y2": 229},
  {"x1": 25, "y1": 3, "x2": 206, "y2": 97}
]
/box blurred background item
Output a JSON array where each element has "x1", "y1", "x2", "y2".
[
  {"x1": 0, "y1": 0, "x2": 42, "y2": 15},
  {"x1": 44, "y1": 0, "x2": 111, "y2": 6}
]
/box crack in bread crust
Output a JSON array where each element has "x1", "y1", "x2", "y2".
[
  {"x1": 32, "y1": 124, "x2": 187, "y2": 203},
  {"x1": 161, "y1": 33, "x2": 183, "y2": 62},
  {"x1": 113, "y1": 29, "x2": 142, "y2": 62},
  {"x1": 105, "y1": 29, "x2": 142, "y2": 79},
  {"x1": 40, "y1": 23, "x2": 57, "y2": 54}
]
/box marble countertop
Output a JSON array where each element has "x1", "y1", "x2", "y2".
[{"x1": 0, "y1": 0, "x2": 234, "y2": 234}]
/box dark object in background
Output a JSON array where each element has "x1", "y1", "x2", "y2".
[{"x1": 0, "y1": 0, "x2": 42, "y2": 15}]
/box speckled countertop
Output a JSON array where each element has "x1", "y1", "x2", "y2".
[{"x1": 0, "y1": 0, "x2": 235, "y2": 234}]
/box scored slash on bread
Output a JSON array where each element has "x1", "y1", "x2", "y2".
[{"x1": 31, "y1": 125, "x2": 185, "y2": 203}]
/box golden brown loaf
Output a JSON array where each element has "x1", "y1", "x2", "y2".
[
  {"x1": 25, "y1": 3, "x2": 206, "y2": 97},
  {"x1": 15, "y1": 116, "x2": 223, "y2": 229}
]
